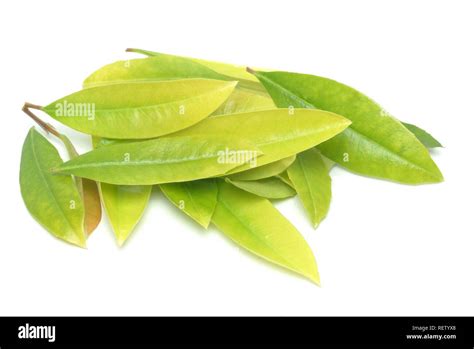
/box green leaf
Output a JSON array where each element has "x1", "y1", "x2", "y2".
[
  {"x1": 126, "y1": 48, "x2": 265, "y2": 93},
  {"x1": 212, "y1": 180, "x2": 319, "y2": 284},
  {"x1": 55, "y1": 135, "x2": 262, "y2": 185},
  {"x1": 92, "y1": 137, "x2": 150, "y2": 245},
  {"x1": 251, "y1": 70, "x2": 443, "y2": 184},
  {"x1": 41, "y1": 79, "x2": 237, "y2": 139},
  {"x1": 225, "y1": 177, "x2": 296, "y2": 199},
  {"x1": 171, "y1": 108, "x2": 351, "y2": 173},
  {"x1": 20, "y1": 128, "x2": 86, "y2": 247},
  {"x1": 100, "y1": 183, "x2": 151, "y2": 246},
  {"x1": 227, "y1": 155, "x2": 295, "y2": 181},
  {"x1": 83, "y1": 55, "x2": 230, "y2": 88},
  {"x1": 84, "y1": 54, "x2": 275, "y2": 117},
  {"x1": 287, "y1": 149, "x2": 331, "y2": 227},
  {"x1": 402, "y1": 122, "x2": 443, "y2": 148},
  {"x1": 160, "y1": 179, "x2": 218, "y2": 228}
]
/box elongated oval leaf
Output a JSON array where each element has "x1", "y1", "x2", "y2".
[
  {"x1": 227, "y1": 155, "x2": 295, "y2": 181},
  {"x1": 41, "y1": 79, "x2": 237, "y2": 139},
  {"x1": 251, "y1": 70, "x2": 443, "y2": 184},
  {"x1": 83, "y1": 55, "x2": 274, "y2": 117},
  {"x1": 161, "y1": 179, "x2": 218, "y2": 228},
  {"x1": 100, "y1": 183, "x2": 151, "y2": 246},
  {"x1": 287, "y1": 149, "x2": 331, "y2": 227},
  {"x1": 212, "y1": 180, "x2": 319, "y2": 284},
  {"x1": 92, "y1": 136, "x2": 151, "y2": 245},
  {"x1": 55, "y1": 136, "x2": 262, "y2": 185},
  {"x1": 83, "y1": 56, "x2": 230, "y2": 88},
  {"x1": 225, "y1": 177, "x2": 296, "y2": 199},
  {"x1": 127, "y1": 48, "x2": 265, "y2": 93},
  {"x1": 402, "y1": 122, "x2": 443, "y2": 148},
  {"x1": 171, "y1": 108, "x2": 351, "y2": 173},
  {"x1": 20, "y1": 128, "x2": 86, "y2": 247}
]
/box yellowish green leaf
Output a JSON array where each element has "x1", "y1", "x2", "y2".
[
  {"x1": 225, "y1": 177, "x2": 296, "y2": 199},
  {"x1": 171, "y1": 108, "x2": 351, "y2": 173},
  {"x1": 160, "y1": 179, "x2": 218, "y2": 228},
  {"x1": 92, "y1": 136, "x2": 150, "y2": 245},
  {"x1": 20, "y1": 128, "x2": 86, "y2": 247},
  {"x1": 287, "y1": 149, "x2": 332, "y2": 227},
  {"x1": 55, "y1": 136, "x2": 262, "y2": 185},
  {"x1": 212, "y1": 180, "x2": 319, "y2": 284},
  {"x1": 41, "y1": 79, "x2": 236, "y2": 139},
  {"x1": 227, "y1": 155, "x2": 295, "y2": 181}
]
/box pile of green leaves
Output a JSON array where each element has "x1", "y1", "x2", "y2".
[{"x1": 20, "y1": 48, "x2": 443, "y2": 284}]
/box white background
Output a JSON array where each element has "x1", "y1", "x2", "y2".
[{"x1": 1, "y1": 0, "x2": 473, "y2": 316}]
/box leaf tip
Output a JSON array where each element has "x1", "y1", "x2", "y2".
[{"x1": 308, "y1": 270, "x2": 321, "y2": 286}]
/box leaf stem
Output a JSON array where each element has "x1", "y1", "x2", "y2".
[
  {"x1": 22, "y1": 102, "x2": 61, "y2": 138},
  {"x1": 246, "y1": 67, "x2": 256, "y2": 75},
  {"x1": 125, "y1": 48, "x2": 156, "y2": 56}
]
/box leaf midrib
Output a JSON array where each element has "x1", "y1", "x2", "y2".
[
  {"x1": 29, "y1": 132, "x2": 81, "y2": 237},
  {"x1": 59, "y1": 152, "x2": 240, "y2": 171},
  {"x1": 46, "y1": 83, "x2": 233, "y2": 114},
  {"x1": 216, "y1": 194, "x2": 303, "y2": 276}
]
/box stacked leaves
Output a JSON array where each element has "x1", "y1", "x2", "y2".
[{"x1": 20, "y1": 49, "x2": 443, "y2": 284}]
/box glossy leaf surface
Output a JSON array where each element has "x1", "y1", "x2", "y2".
[
  {"x1": 20, "y1": 128, "x2": 86, "y2": 247},
  {"x1": 42, "y1": 79, "x2": 237, "y2": 139},
  {"x1": 161, "y1": 179, "x2": 218, "y2": 228},
  {"x1": 225, "y1": 177, "x2": 296, "y2": 199},
  {"x1": 127, "y1": 48, "x2": 265, "y2": 93},
  {"x1": 100, "y1": 183, "x2": 151, "y2": 245},
  {"x1": 287, "y1": 149, "x2": 331, "y2": 227},
  {"x1": 252, "y1": 70, "x2": 443, "y2": 184},
  {"x1": 172, "y1": 108, "x2": 351, "y2": 173},
  {"x1": 56, "y1": 136, "x2": 261, "y2": 185},
  {"x1": 212, "y1": 181, "x2": 319, "y2": 284},
  {"x1": 92, "y1": 137, "x2": 150, "y2": 245},
  {"x1": 83, "y1": 55, "x2": 229, "y2": 88}
]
